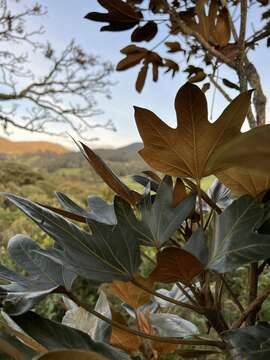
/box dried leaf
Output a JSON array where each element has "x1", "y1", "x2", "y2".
[
  {"x1": 131, "y1": 21, "x2": 158, "y2": 42},
  {"x1": 217, "y1": 168, "x2": 270, "y2": 197},
  {"x1": 172, "y1": 178, "x2": 187, "y2": 207},
  {"x1": 213, "y1": 8, "x2": 231, "y2": 47},
  {"x1": 106, "y1": 275, "x2": 153, "y2": 308},
  {"x1": 136, "y1": 64, "x2": 148, "y2": 92},
  {"x1": 150, "y1": 247, "x2": 204, "y2": 284},
  {"x1": 79, "y1": 142, "x2": 140, "y2": 205},
  {"x1": 165, "y1": 41, "x2": 182, "y2": 53},
  {"x1": 135, "y1": 82, "x2": 253, "y2": 180},
  {"x1": 110, "y1": 328, "x2": 141, "y2": 352},
  {"x1": 85, "y1": 0, "x2": 142, "y2": 32}
]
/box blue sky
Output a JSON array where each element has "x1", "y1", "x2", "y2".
[{"x1": 1, "y1": 0, "x2": 269, "y2": 149}]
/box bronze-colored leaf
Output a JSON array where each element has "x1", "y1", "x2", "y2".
[
  {"x1": 135, "y1": 82, "x2": 253, "y2": 180},
  {"x1": 79, "y1": 142, "x2": 140, "y2": 205},
  {"x1": 213, "y1": 8, "x2": 231, "y2": 47},
  {"x1": 37, "y1": 203, "x2": 86, "y2": 223},
  {"x1": 172, "y1": 178, "x2": 187, "y2": 207},
  {"x1": 149, "y1": 247, "x2": 204, "y2": 284},
  {"x1": 117, "y1": 52, "x2": 145, "y2": 70},
  {"x1": 164, "y1": 59, "x2": 179, "y2": 77},
  {"x1": 149, "y1": 0, "x2": 169, "y2": 13},
  {"x1": 142, "y1": 170, "x2": 162, "y2": 183},
  {"x1": 106, "y1": 274, "x2": 153, "y2": 308},
  {"x1": 165, "y1": 41, "x2": 182, "y2": 53},
  {"x1": 131, "y1": 21, "x2": 158, "y2": 42},
  {"x1": 136, "y1": 64, "x2": 148, "y2": 92},
  {"x1": 111, "y1": 328, "x2": 141, "y2": 352},
  {"x1": 35, "y1": 350, "x2": 108, "y2": 360},
  {"x1": 217, "y1": 168, "x2": 270, "y2": 197}
]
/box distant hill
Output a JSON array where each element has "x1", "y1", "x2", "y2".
[
  {"x1": 0, "y1": 137, "x2": 68, "y2": 155},
  {"x1": 95, "y1": 142, "x2": 143, "y2": 162}
]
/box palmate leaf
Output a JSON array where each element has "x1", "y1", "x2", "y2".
[
  {"x1": 207, "y1": 196, "x2": 270, "y2": 273},
  {"x1": 217, "y1": 168, "x2": 270, "y2": 197},
  {"x1": 10, "y1": 311, "x2": 131, "y2": 360},
  {"x1": 127, "y1": 176, "x2": 196, "y2": 248},
  {"x1": 224, "y1": 324, "x2": 270, "y2": 360},
  {"x1": 0, "y1": 235, "x2": 75, "y2": 315},
  {"x1": 55, "y1": 192, "x2": 117, "y2": 225},
  {"x1": 2, "y1": 193, "x2": 141, "y2": 283},
  {"x1": 134, "y1": 82, "x2": 270, "y2": 181}
]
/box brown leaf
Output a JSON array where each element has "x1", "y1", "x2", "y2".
[
  {"x1": 202, "y1": 82, "x2": 210, "y2": 92},
  {"x1": 172, "y1": 178, "x2": 187, "y2": 207},
  {"x1": 135, "y1": 82, "x2": 253, "y2": 180},
  {"x1": 217, "y1": 168, "x2": 270, "y2": 197},
  {"x1": 189, "y1": 70, "x2": 206, "y2": 83},
  {"x1": 131, "y1": 21, "x2": 158, "y2": 42},
  {"x1": 79, "y1": 142, "x2": 140, "y2": 205},
  {"x1": 164, "y1": 59, "x2": 179, "y2": 77},
  {"x1": 165, "y1": 41, "x2": 182, "y2": 53},
  {"x1": 149, "y1": 247, "x2": 204, "y2": 284},
  {"x1": 37, "y1": 203, "x2": 86, "y2": 223},
  {"x1": 106, "y1": 274, "x2": 153, "y2": 308},
  {"x1": 35, "y1": 350, "x2": 108, "y2": 360},
  {"x1": 117, "y1": 52, "x2": 145, "y2": 71},
  {"x1": 136, "y1": 64, "x2": 148, "y2": 92},
  {"x1": 149, "y1": 0, "x2": 169, "y2": 13},
  {"x1": 111, "y1": 328, "x2": 141, "y2": 352},
  {"x1": 142, "y1": 170, "x2": 162, "y2": 183},
  {"x1": 85, "y1": 0, "x2": 142, "y2": 32},
  {"x1": 213, "y1": 8, "x2": 231, "y2": 47}
]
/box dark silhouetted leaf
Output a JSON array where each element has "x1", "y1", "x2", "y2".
[
  {"x1": 85, "y1": 0, "x2": 142, "y2": 32},
  {"x1": 131, "y1": 21, "x2": 158, "y2": 42},
  {"x1": 165, "y1": 41, "x2": 182, "y2": 53},
  {"x1": 136, "y1": 64, "x2": 148, "y2": 92},
  {"x1": 222, "y1": 78, "x2": 240, "y2": 90}
]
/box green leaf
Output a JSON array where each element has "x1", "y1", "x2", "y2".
[
  {"x1": 0, "y1": 235, "x2": 74, "y2": 315},
  {"x1": 123, "y1": 176, "x2": 196, "y2": 248},
  {"x1": 11, "y1": 312, "x2": 131, "y2": 360},
  {"x1": 55, "y1": 192, "x2": 117, "y2": 225},
  {"x1": 224, "y1": 324, "x2": 270, "y2": 360},
  {"x1": 0, "y1": 332, "x2": 36, "y2": 360},
  {"x1": 184, "y1": 227, "x2": 209, "y2": 266},
  {"x1": 207, "y1": 196, "x2": 270, "y2": 272},
  {"x1": 3, "y1": 193, "x2": 141, "y2": 283}
]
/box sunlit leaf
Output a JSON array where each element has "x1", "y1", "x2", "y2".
[{"x1": 135, "y1": 82, "x2": 270, "y2": 180}]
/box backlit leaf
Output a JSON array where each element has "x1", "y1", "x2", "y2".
[
  {"x1": 150, "y1": 247, "x2": 204, "y2": 284},
  {"x1": 135, "y1": 82, "x2": 263, "y2": 181}
]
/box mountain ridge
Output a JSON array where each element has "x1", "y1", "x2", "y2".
[{"x1": 0, "y1": 137, "x2": 68, "y2": 155}]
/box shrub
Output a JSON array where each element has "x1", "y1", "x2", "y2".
[{"x1": 0, "y1": 83, "x2": 270, "y2": 359}]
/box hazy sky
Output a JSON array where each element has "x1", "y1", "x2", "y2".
[{"x1": 1, "y1": 0, "x2": 269, "y2": 149}]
